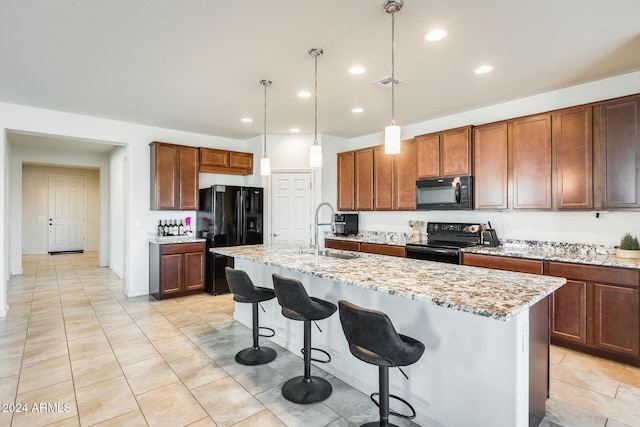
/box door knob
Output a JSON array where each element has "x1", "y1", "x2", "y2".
[{"x1": 272, "y1": 233, "x2": 280, "y2": 237}]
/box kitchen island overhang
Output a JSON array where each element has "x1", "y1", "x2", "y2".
[{"x1": 213, "y1": 245, "x2": 566, "y2": 427}]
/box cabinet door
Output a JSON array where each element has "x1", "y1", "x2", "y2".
[
  {"x1": 360, "y1": 243, "x2": 405, "y2": 257},
  {"x1": 473, "y1": 123, "x2": 508, "y2": 210},
  {"x1": 200, "y1": 148, "x2": 229, "y2": 167},
  {"x1": 440, "y1": 126, "x2": 472, "y2": 177},
  {"x1": 595, "y1": 96, "x2": 640, "y2": 208},
  {"x1": 324, "y1": 239, "x2": 360, "y2": 251},
  {"x1": 354, "y1": 148, "x2": 374, "y2": 211},
  {"x1": 337, "y1": 152, "x2": 355, "y2": 211},
  {"x1": 374, "y1": 145, "x2": 393, "y2": 210},
  {"x1": 183, "y1": 251, "x2": 205, "y2": 291},
  {"x1": 550, "y1": 280, "x2": 587, "y2": 343},
  {"x1": 511, "y1": 114, "x2": 552, "y2": 209},
  {"x1": 553, "y1": 107, "x2": 593, "y2": 209},
  {"x1": 394, "y1": 138, "x2": 417, "y2": 210},
  {"x1": 179, "y1": 146, "x2": 199, "y2": 210},
  {"x1": 229, "y1": 152, "x2": 253, "y2": 172},
  {"x1": 151, "y1": 142, "x2": 179, "y2": 210},
  {"x1": 594, "y1": 284, "x2": 640, "y2": 356},
  {"x1": 416, "y1": 133, "x2": 440, "y2": 178},
  {"x1": 160, "y1": 253, "x2": 183, "y2": 296}
]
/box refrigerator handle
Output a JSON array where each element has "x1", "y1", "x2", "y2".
[
  {"x1": 237, "y1": 189, "x2": 244, "y2": 245},
  {"x1": 240, "y1": 188, "x2": 247, "y2": 244}
]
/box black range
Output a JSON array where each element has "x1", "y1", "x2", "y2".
[{"x1": 405, "y1": 222, "x2": 482, "y2": 265}]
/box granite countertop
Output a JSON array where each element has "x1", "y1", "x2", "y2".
[
  {"x1": 148, "y1": 236, "x2": 206, "y2": 245},
  {"x1": 213, "y1": 244, "x2": 565, "y2": 321},
  {"x1": 326, "y1": 234, "x2": 409, "y2": 247}
]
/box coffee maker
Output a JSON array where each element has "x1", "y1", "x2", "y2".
[{"x1": 334, "y1": 213, "x2": 358, "y2": 236}]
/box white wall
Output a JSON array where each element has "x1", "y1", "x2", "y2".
[
  {"x1": 339, "y1": 70, "x2": 640, "y2": 246},
  {"x1": 22, "y1": 164, "x2": 101, "y2": 254},
  {"x1": 109, "y1": 146, "x2": 127, "y2": 279},
  {"x1": 1, "y1": 131, "x2": 8, "y2": 316}
]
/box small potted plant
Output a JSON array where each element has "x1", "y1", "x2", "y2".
[{"x1": 616, "y1": 232, "x2": 640, "y2": 259}]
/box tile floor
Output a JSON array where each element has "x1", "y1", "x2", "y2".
[{"x1": 0, "y1": 252, "x2": 638, "y2": 427}]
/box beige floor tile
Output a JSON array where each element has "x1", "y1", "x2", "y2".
[
  {"x1": 152, "y1": 334, "x2": 202, "y2": 362},
  {"x1": 560, "y1": 351, "x2": 629, "y2": 383},
  {"x1": 0, "y1": 374, "x2": 18, "y2": 405},
  {"x1": 168, "y1": 352, "x2": 228, "y2": 390},
  {"x1": 12, "y1": 380, "x2": 78, "y2": 427},
  {"x1": 45, "y1": 416, "x2": 81, "y2": 426},
  {"x1": 103, "y1": 323, "x2": 147, "y2": 344},
  {"x1": 544, "y1": 397, "x2": 606, "y2": 427},
  {"x1": 130, "y1": 309, "x2": 165, "y2": 326},
  {"x1": 0, "y1": 354, "x2": 23, "y2": 379},
  {"x1": 92, "y1": 409, "x2": 148, "y2": 426},
  {"x1": 137, "y1": 382, "x2": 208, "y2": 427},
  {"x1": 605, "y1": 419, "x2": 634, "y2": 427},
  {"x1": 18, "y1": 354, "x2": 72, "y2": 394},
  {"x1": 64, "y1": 322, "x2": 105, "y2": 342},
  {"x1": 68, "y1": 332, "x2": 112, "y2": 361},
  {"x1": 186, "y1": 417, "x2": 217, "y2": 427},
  {"x1": 551, "y1": 360, "x2": 620, "y2": 397},
  {"x1": 619, "y1": 366, "x2": 640, "y2": 389},
  {"x1": 121, "y1": 355, "x2": 180, "y2": 395},
  {"x1": 139, "y1": 321, "x2": 183, "y2": 342},
  {"x1": 221, "y1": 362, "x2": 287, "y2": 395},
  {"x1": 191, "y1": 376, "x2": 265, "y2": 427},
  {"x1": 0, "y1": 332, "x2": 26, "y2": 357},
  {"x1": 232, "y1": 409, "x2": 286, "y2": 427},
  {"x1": 71, "y1": 351, "x2": 122, "y2": 388},
  {"x1": 111, "y1": 336, "x2": 159, "y2": 365},
  {"x1": 22, "y1": 335, "x2": 69, "y2": 366},
  {"x1": 163, "y1": 310, "x2": 204, "y2": 329},
  {"x1": 615, "y1": 382, "x2": 640, "y2": 405},
  {"x1": 76, "y1": 376, "x2": 138, "y2": 426}
]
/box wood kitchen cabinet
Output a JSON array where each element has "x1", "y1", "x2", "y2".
[
  {"x1": 324, "y1": 239, "x2": 405, "y2": 257},
  {"x1": 473, "y1": 122, "x2": 509, "y2": 210},
  {"x1": 594, "y1": 94, "x2": 640, "y2": 208},
  {"x1": 594, "y1": 284, "x2": 640, "y2": 357},
  {"x1": 150, "y1": 142, "x2": 199, "y2": 210},
  {"x1": 510, "y1": 114, "x2": 552, "y2": 209},
  {"x1": 416, "y1": 126, "x2": 472, "y2": 179},
  {"x1": 337, "y1": 151, "x2": 355, "y2": 211},
  {"x1": 462, "y1": 253, "x2": 543, "y2": 274},
  {"x1": 550, "y1": 280, "x2": 587, "y2": 344},
  {"x1": 372, "y1": 139, "x2": 417, "y2": 211},
  {"x1": 324, "y1": 239, "x2": 360, "y2": 251},
  {"x1": 149, "y1": 241, "x2": 205, "y2": 300},
  {"x1": 354, "y1": 148, "x2": 374, "y2": 211},
  {"x1": 199, "y1": 147, "x2": 253, "y2": 175}
]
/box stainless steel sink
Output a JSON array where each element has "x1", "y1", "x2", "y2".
[{"x1": 318, "y1": 250, "x2": 360, "y2": 259}]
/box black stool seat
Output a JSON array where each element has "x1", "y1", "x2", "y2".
[
  {"x1": 272, "y1": 273, "x2": 337, "y2": 404},
  {"x1": 225, "y1": 267, "x2": 277, "y2": 366},
  {"x1": 339, "y1": 300, "x2": 425, "y2": 427}
]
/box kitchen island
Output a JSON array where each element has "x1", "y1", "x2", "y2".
[{"x1": 213, "y1": 244, "x2": 566, "y2": 427}]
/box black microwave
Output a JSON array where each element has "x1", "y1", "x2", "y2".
[{"x1": 416, "y1": 176, "x2": 473, "y2": 210}]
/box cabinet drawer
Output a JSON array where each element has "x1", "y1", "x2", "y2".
[
  {"x1": 161, "y1": 242, "x2": 205, "y2": 256},
  {"x1": 325, "y1": 239, "x2": 360, "y2": 251},
  {"x1": 360, "y1": 243, "x2": 405, "y2": 257},
  {"x1": 548, "y1": 262, "x2": 639, "y2": 287},
  {"x1": 462, "y1": 253, "x2": 543, "y2": 274}
]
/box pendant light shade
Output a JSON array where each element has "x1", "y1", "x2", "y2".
[
  {"x1": 259, "y1": 79, "x2": 272, "y2": 176},
  {"x1": 308, "y1": 48, "x2": 324, "y2": 167},
  {"x1": 384, "y1": 0, "x2": 403, "y2": 154}
]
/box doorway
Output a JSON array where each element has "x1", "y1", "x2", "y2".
[
  {"x1": 47, "y1": 175, "x2": 86, "y2": 253},
  {"x1": 269, "y1": 171, "x2": 313, "y2": 246}
]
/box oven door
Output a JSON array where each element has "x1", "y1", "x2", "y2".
[{"x1": 405, "y1": 244, "x2": 462, "y2": 264}]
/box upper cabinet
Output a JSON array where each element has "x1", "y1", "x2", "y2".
[
  {"x1": 594, "y1": 95, "x2": 640, "y2": 209},
  {"x1": 553, "y1": 106, "x2": 593, "y2": 209},
  {"x1": 199, "y1": 148, "x2": 253, "y2": 175},
  {"x1": 474, "y1": 122, "x2": 509, "y2": 210},
  {"x1": 417, "y1": 126, "x2": 472, "y2": 179},
  {"x1": 150, "y1": 142, "x2": 199, "y2": 210},
  {"x1": 511, "y1": 114, "x2": 552, "y2": 209},
  {"x1": 354, "y1": 148, "x2": 374, "y2": 211},
  {"x1": 337, "y1": 151, "x2": 355, "y2": 211}
]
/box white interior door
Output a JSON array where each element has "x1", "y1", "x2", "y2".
[
  {"x1": 270, "y1": 172, "x2": 312, "y2": 247},
  {"x1": 48, "y1": 175, "x2": 86, "y2": 253}
]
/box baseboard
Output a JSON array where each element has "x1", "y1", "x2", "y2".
[{"x1": 48, "y1": 250, "x2": 84, "y2": 255}]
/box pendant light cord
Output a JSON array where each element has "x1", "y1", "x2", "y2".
[
  {"x1": 260, "y1": 80, "x2": 271, "y2": 158},
  {"x1": 314, "y1": 52, "x2": 318, "y2": 143},
  {"x1": 391, "y1": 11, "x2": 396, "y2": 125}
]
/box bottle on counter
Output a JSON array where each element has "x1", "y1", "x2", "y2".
[
  {"x1": 172, "y1": 220, "x2": 178, "y2": 236},
  {"x1": 178, "y1": 220, "x2": 184, "y2": 235},
  {"x1": 163, "y1": 220, "x2": 169, "y2": 236},
  {"x1": 158, "y1": 220, "x2": 164, "y2": 236}
]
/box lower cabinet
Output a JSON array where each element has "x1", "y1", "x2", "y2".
[
  {"x1": 593, "y1": 283, "x2": 640, "y2": 357},
  {"x1": 150, "y1": 242, "x2": 205, "y2": 300},
  {"x1": 550, "y1": 280, "x2": 587, "y2": 344},
  {"x1": 324, "y1": 239, "x2": 360, "y2": 252}
]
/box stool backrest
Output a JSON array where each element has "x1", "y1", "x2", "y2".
[
  {"x1": 338, "y1": 300, "x2": 407, "y2": 361},
  {"x1": 225, "y1": 267, "x2": 258, "y2": 299},
  {"x1": 272, "y1": 274, "x2": 313, "y2": 318}
]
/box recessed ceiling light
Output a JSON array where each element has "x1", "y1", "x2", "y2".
[
  {"x1": 241, "y1": 118, "x2": 252, "y2": 123},
  {"x1": 352, "y1": 107, "x2": 364, "y2": 113},
  {"x1": 298, "y1": 91, "x2": 311, "y2": 98},
  {"x1": 425, "y1": 29, "x2": 447, "y2": 42},
  {"x1": 290, "y1": 128, "x2": 300, "y2": 133},
  {"x1": 474, "y1": 65, "x2": 493, "y2": 74},
  {"x1": 349, "y1": 66, "x2": 366, "y2": 75}
]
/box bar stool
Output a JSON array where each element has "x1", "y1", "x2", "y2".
[
  {"x1": 224, "y1": 267, "x2": 277, "y2": 365},
  {"x1": 272, "y1": 273, "x2": 337, "y2": 404},
  {"x1": 338, "y1": 300, "x2": 425, "y2": 427}
]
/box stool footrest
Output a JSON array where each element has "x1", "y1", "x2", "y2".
[
  {"x1": 300, "y1": 347, "x2": 332, "y2": 363},
  {"x1": 370, "y1": 392, "x2": 417, "y2": 420},
  {"x1": 258, "y1": 326, "x2": 275, "y2": 338}
]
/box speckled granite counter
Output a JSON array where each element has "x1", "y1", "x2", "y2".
[
  {"x1": 463, "y1": 240, "x2": 640, "y2": 270},
  {"x1": 325, "y1": 233, "x2": 409, "y2": 247},
  {"x1": 214, "y1": 244, "x2": 565, "y2": 321},
  {"x1": 148, "y1": 236, "x2": 206, "y2": 245}
]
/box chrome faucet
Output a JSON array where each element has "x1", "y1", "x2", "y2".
[{"x1": 314, "y1": 202, "x2": 335, "y2": 255}]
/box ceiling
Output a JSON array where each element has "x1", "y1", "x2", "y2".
[{"x1": 1, "y1": 0, "x2": 639, "y2": 141}]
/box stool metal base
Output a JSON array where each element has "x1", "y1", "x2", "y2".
[
  {"x1": 281, "y1": 375, "x2": 332, "y2": 404},
  {"x1": 360, "y1": 423, "x2": 398, "y2": 427},
  {"x1": 235, "y1": 346, "x2": 276, "y2": 366}
]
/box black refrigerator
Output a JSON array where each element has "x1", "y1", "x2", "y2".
[{"x1": 197, "y1": 185, "x2": 264, "y2": 295}]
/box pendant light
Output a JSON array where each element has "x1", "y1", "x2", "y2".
[
  {"x1": 384, "y1": 0, "x2": 403, "y2": 154},
  {"x1": 259, "y1": 79, "x2": 272, "y2": 176},
  {"x1": 309, "y1": 48, "x2": 324, "y2": 167}
]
